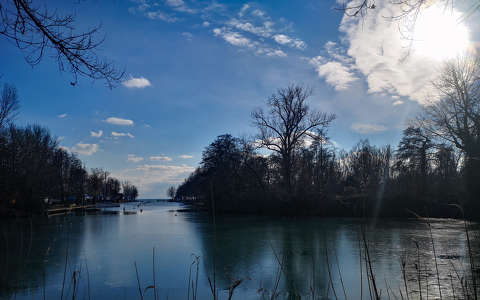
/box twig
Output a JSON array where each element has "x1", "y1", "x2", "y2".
[
  {"x1": 325, "y1": 247, "x2": 339, "y2": 300},
  {"x1": 61, "y1": 237, "x2": 69, "y2": 300},
  {"x1": 427, "y1": 220, "x2": 443, "y2": 299},
  {"x1": 400, "y1": 253, "x2": 410, "y2": 300},
  {"x1": 134, "y1": 262, "x2": 143, "y2": 300},
  {"x1": 414, "y1": 241, "x2": 422, "y2": 300},
  {"x1": 152, "y1": 248, "x2": 157, "y2": 300},
  {"x1": 334, "y1": 249, "x2": 348, "y2": 299},
  {"x1": 361, "y1": 224, "x2": 380, "y2": 299},
  {"x1": 86, "y1": 261, "x2": 91, "y2": 300}
]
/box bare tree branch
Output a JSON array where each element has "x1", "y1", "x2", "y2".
[
  {"x1": 0, "y1": 0, "x2": 125, "y2": 88},
  {"x1": 0, "y1": 83, "x2": 20, "y2": 128}
]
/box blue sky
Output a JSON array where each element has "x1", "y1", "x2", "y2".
[{"x1": 1, "y1": 0, "x2": 479, "y2": 197}]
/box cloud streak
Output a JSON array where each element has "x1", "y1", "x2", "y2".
[
  {"x1": 127, "y1": 154, "x2": 144, "y2": 162},
  {"x1": 150, "y1": 155, "x2": 172, "y2": 161},
  {"x1": 105, "y1": 117, "x2": 134, "y2": 126},
  {"x1": 351, "y1": 123, "x2": 388, "y2": 134},
  {"x1": 112, "y1": 131, "x2": 135, "y2": 138}
]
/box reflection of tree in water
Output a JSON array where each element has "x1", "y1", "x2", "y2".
[
  {"x1": 194, "y1": 216, "x2": 355, "y2": 298},
  {"x1": 364, "y1": 219, "x2": 480, "y2": 299},
  {"x1": 0, "y1": 215, "x2": 87, "y2": 298},
  {"x1": 194, "y1": 217, "x2": 480, "y2": 299}
]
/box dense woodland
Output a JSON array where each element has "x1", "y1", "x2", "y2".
[
  {"x1": 176, "y1": 56, "x2": 480, "y2": 219},
  {"x1": 0, "y1": 84, "x2": 138, "y2": 216}
]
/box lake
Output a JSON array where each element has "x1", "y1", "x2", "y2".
[{"x1": 1, "y1": 201, "x2": 479, "y2": 299}]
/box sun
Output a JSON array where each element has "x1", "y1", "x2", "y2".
[{"x1": 411, "y1": 5, "x2": 471, "y2": 61}]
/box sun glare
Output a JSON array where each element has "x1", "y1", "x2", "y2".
[{"x1": 412, "y1": 5, "x2": 470, "y2": 61}]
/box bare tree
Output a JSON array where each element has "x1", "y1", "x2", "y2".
[
  {"x1": 252, "y1": 85, "x2": 335, "y2": 196},
  {"x1": 417, "y1": 55, "x2": 480, "y2": 205},
  {"x1": 0, "y1": 83, "x2": 19, "y2": 128},
  {"x1": 418, "y1": 56, "x2": 480, "y2": 156},
  {"x1": 167, "y1": 186, "x2": 176, "y2": 201},
  {"x1": 0, "y1": 0, "x2": 125, "y2": 87}
]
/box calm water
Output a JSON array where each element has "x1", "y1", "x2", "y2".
[{"x1": 1, "y1": 201, "x2": 479, "y2": 299}]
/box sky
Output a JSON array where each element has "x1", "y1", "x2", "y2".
[{"x1": 1, "y1": 0, "x2": 479, "y2": 198}]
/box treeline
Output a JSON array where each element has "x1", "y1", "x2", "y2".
[
  {"x1": 175, "y1": 132, "x2": 462, "y2": 217},
  {"x1": 176, "y1": 56, "x2": 480, "y2": 218},
  {"x1": 0, "y1": 84, "x2": 138, "y2": 216}
]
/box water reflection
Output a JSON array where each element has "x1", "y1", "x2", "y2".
[
  {"x1": 1, "y1": 203, "x2": 478, "y2": 299},
  {"x1": 193, "y1": 216, "x2": 479, "y2": 299}
]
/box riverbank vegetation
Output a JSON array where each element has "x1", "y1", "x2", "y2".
[
  {"x1": 176, "y1": 56, "x2": 480, "y2": 219},
  {"x1": 0, "y1": 84, "x2": 138, "y2": 217}
]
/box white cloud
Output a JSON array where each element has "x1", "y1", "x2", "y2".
[
  {"x1": 273, "y1": 34, "x2": 290, "y2": 44},
  {"x1": 213, "y1": 8, "x2": 305, "y2": 59},
  {"x1": 129, "y1": 2, "x2": 179, "y2": 22},
  {"x1": 351, "y1": 123, "x2": 388, "y2": 134},
  {"x1": 182, "y1": 32, "x2": 193, "y2": 41},
  {"x1": 90, "y1": 130, "x2": 103, "y2": 138},
  {"x1": 238, "y1": 4, "x2": 249, "y2": 17},
  {"x1": 112, "y1": 131, "x2": 135, "y2": 138},
  {"x1": 393, "y1": 100, "x2": 404, "y2": 106},
  {"x1": 227, "y1": 18, "x2": 273, "y2": 38},
  {"x1": 122, "y1": 76, "x2": 151, "y2": 88},
  {"x1": 256, "y1": 47, "x2": 287, "y2": 57},
  {"x1": 251, "y1": 9, "x2": 265, "y2": 18},
  {"x1": 71, "y1": 143, "x2": 98, "y2": 156},
  {"x1": 150, "y1": 155, "x2": 172, "y2": 161},
  {"x1": 202, "y1": 21, "x2": 210, "y2": 27},
  {"x1": 213, "y1": 27, "x2": 287, "y2": 58},
  {"x1": 127, "y1": 154, "x2": 144, "y2": 163},
  {"x1": 105, "y1": 117, "x2": 134, "y2": 126},
  {"x1": 165, "y1": 0, "x2": 196, "y2": 13},
  {"x1": 129, "y1": 0, "x2": 150, "y2": 13},
  {"x1": 203, "y1": 1, "x2": 226, "y2": 13},
  {"x1": 213, "y1": 28, "x2": 254, "y2": 47},
  {"x1": 57, "y1": 113, "x2": 67, "y2": 119},
  {"x1": 310, "y1": 56, "x2": 358, "y2": 91},
  {"x1": 145, "y1": 10, "x2": 178, "y2": 22},
  {"x1": 272, "y1": 34, "x2": 306, "y2": 49},
  {"x1": 179, "y1": 154, "x2": 193, "y2": 159}
]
